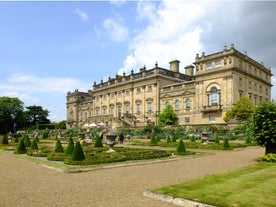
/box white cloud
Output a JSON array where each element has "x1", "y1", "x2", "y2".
[
  {"x1": 120, "y1": 0, "x2": 206, "y2": 74},
  {"x1": 74, "y1": 8, "x2": 89, "y2": 22},
  {"x1": 0, "y1": 73, "x2": 91, "y2": 121},
  {"x1": 103, "y1": 18, "x2": 128, "y2": 42}
]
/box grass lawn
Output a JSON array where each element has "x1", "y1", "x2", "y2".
[{"x1": 153, "y1": 162, "x2": 276, "y2": 207}]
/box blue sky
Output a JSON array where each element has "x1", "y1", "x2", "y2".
[{"x1": 0, "y1": 1, "x2": 276, "y2": 122}]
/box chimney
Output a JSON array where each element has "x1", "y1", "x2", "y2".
[
  {"x1": 169, "y1": 60, "x2": 180, "y2": 72},
  {"x1": 185, "y1": 65, "x2": 194, "y2": 76}
]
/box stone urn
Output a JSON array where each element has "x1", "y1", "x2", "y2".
[{"x1": 105, "y1": 131, "x2": 117, "y2": 153}]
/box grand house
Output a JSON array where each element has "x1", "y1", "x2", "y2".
[{"x1": 66, "y1": 44, "x2": 272, "y2": 129}]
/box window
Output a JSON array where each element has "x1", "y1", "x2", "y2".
[
  {"x1": 185, "y1": 117, "x2": 190, "y2": 123},
  {"x1": 137, "y1": 103, "x2": 141, "y2": 114},
  {"x1": 96, "y1": 96, "x2": 99, "y2": 102},
  {"x1": 210, "y1": 87, "x2": 218, "y2": 105},
  {"x1": 96, "y1": 109, "x2": 100, "y2": 116},
  {"x1": 147, "y1": 101, "x2": 152, "y2": 112},
  {"x1": 125, "y1": 90, "x2": 130, "y2": 96},
  {"x1": 103, "y1": 95, "x2": 106, "y2": 100},
  {"x1": 148, "y1": 85, "x2": 152, "y2": 92},
  {"x1": 103, "y1": 108, "x2": 106, "y2": 115},
  {"x1": 209, "y1": 115, "x2": 216, "y2": 122},
  {"x1": 175, "y1": 100, "x2": 180, "y2": 110},
  {"x1": 137, "y1": 88, "x2": 141, "y2": 94},
  {"x1": 206, "y1": 62, "x2": 212, "y2": 69},
  {"x1": 186, "y1": 99, "x2": 191, "y2": 109},
  {"x1": 215, "y1": 60, "x2": 221, "y2": 67},
  {"x1": 111, "y1": 93, "x2": 115, "y2": 99},
  {"x1": 118, "y1": 91, "x2": 122, "y2": 97},
  {"x1": 165, "y1": 101, "x2": 170, "y2": 107},
  {"x1": 118, "y1": 106, "x2": 122, "y2": 117},
  {"x1": 110, "y1": 106, "x2": 114, "y2": 116},
  {"x1": 125, "y1": 104, "x2": 129, "y2": 113}
]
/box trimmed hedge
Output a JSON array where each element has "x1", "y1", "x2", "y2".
[{"x1": 14, "y1": 140, "x2": 27, "y2": 154}]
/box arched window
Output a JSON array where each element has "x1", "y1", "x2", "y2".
[
  {"x1": 186, "y1": 99, "x2": 191, "y2": 109},
  {"x1": 175, "y1": 100, "x2": 180, "y2": 110},
  {"x1": 165, "y1": 101, "x2": 170, "y2": 107},
  {"x1": 211, "y1": 87, "x2": 218, "y2": 105}
]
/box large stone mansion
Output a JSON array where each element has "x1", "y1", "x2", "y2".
[{"x1": 66, "y1": 44, "x2": 272, "y2": 129}]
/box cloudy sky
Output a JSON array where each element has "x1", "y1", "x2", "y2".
[{"x1": 0, "y1": 1, "x2": 275, "y2": 122}]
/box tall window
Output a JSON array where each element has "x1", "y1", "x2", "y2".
[
  {"x1": 125, "y1": 104, "x2": 129, "y2": 113},
  {"x1": 110, "y1": 106, "x2": 114, "y2": 116},
  {"x1": 175, "y1": 100, "x2": 180, "y2": 110},
  {"x1": 137, "y1": 103, "x2": 141, "y2": 114},
  {"x1": 186, "y1": 99, "x2": 191, "y2": 109},
  {"x1": 210, "y1": 87, "x2": 218, "y2": 106},
  {"x1": 118, "y1": 106, "x2": 122, "y2": 117},
  {"x1": 165, "y1": 101, "x2": 170, "y2": 107},
  {"x1": 147, "y1": 101, "x2": 152, "y2": 112}
]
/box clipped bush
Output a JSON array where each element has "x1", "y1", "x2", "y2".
[
  {"x1": 72, "y1": 141, "x2": 85, "y2": 161},
  {"x1": 54, "y1": 138, "x2": 64, "y2": 153},
  {"x1": 24, "y1": 135, "x2": 31, "y2": 147},
  {"x1": 176, "y1": 139, "x2": 186, "y2": 154},
  {"x1": 245, "y1": 136, "x2": 252, "y2": 144},
  {"x1": 65, "y1": 137, "x2": 74, "y2": 155},
  {"x1": 190, "y1": 135, "x2": 196, "y2": 142},
  {"x1": 223, "y1": 138, "x2": 231, "y2": 149},
  {"x1": 215, "y1": 134, "x2": 220, "y2": 144},
  {"x1": 94, "y1": 135, "x2": 103, "y2": 147},
  {"x1": 34, "y1": 136, "x2": 39, "y2": 143},
  {"x1": 30, "y1": 139, "x2": 38, "y2": 150},
  {"x1": 15, "y1": 139, "x2": 27, "y2": 154},
  {"x1": 166, "y1": 136, "x2": 171, "y2": 143},
  {"x1": 42, "y1": 130, "x2": 49, "y2": 139},
  {"x1": 150, "y1": 135, "x2": 158, "y2": 146},
  {"x1": 2, "y1": 135, "x2": 9, "y2": 145}
]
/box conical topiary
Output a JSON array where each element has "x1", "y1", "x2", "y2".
[
  {"x1": 65, "y1": 137, "x2": 74, "y2": 155},
  {"x1": 24, "y1": 135, "x2": 31, "y2": 147},
  {"x1": 30, "y1": 139, "x2": 38, "y2": 150},
  {"x1": 54, "y1": 138, "x2": 64, "y2": 153},
  {"x1": 176, "y1": 139, "x2": 186, "y2": 154},
  {"x1": 72, "y1": 141, "x2": 85, "y2": 161},
  {"x1": 223, "y1": 138, "x2": 231, "y2": 149},
  {"x1": 166, "y1": 136, "x2": 171, "y2": 143},
  {"x1": 15, "y1": 139, "x2": 27, "y2": 154},
  {"x1": 94, "y1": 135, "x2": 103, "y2": 147},
  {"x1": 2, "y1": 135, "x2": 9, "y2": 145},
  {"x1": 190, "y1": 135, "x2": 196, "y2": 142},
  {"x1": 34, "y1": 136, "x2": 39, "y2": 143},
  {"x1": 150, "y1": 135, "x2": 158, "y2": 145}
]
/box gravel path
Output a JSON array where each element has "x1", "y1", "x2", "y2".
[{"x1": 0, "y1": 147, "x2": 264, "y2": 207}]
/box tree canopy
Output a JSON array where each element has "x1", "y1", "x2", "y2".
[
  {"x1": 224, "y1": 96, "x2": 254, "y2": 122},
  {"x1": 0, "y1": 97, "x2": 25, "y2": 133},
  {"x1": 25, "y1": 105, "x2": 50, "y2": 126},
  {"x1": 158, "y1": 104, "x2": 178, "y2": 126},
  {"x1": 253, "y1": 101, "x2": 276, "y2": 154}
]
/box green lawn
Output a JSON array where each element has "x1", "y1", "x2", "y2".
[{"x1": 153, "y1": 162, "x2": 276, "y2": 207}]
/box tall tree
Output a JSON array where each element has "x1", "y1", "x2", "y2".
[
  {"x1": 0, "y1": 96, "x2": 25, "y2": 133},
  {"x1": 224, "y1": 96, "x2": 254, "y2": 122},
  {"x1": 25, "y1": 105, "x2": 50, "y2": 126},
  {"x1": 253, "y1": 101, "x2": 276, "y2": 154},
  {"x1": 158, "y1": 104, "x2": 178, "y2": 126}
]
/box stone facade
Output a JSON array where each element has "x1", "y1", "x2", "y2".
[{"x1": 66, "y1": 44, "x2": 272, "y2": 129}]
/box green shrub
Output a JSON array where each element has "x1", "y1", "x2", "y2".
[
  {"x1": 150, "y1": 135, "x2": 158, "y2": 146},
  {"x1": 257, "y1": 153, "x2": 276, "y2": 162},
  {"x1": 94, "y1": 135, "x2": 103, "y2": 147},
  {"x1": 166, "y1": 136, "x2": 171, "y2": 143},
  {"x1": 190, "y1": 135, "x2": 196, "y2": 142},
  {"x1": 15, "y1": 140, "x2": 27, "y2": 154},
  {"x1": 42, "y1": 130, "x2": 49, "y2": 139},
  {"x1": 23, "y1": 135, "x2": 31, "y2": 147},
  {"x1": 47, "y1": 153, "x2": 68, "y2": 161},
  {"x1": 30, "y1": 139, "x2": 38, "y2": 150},
  {"x1": 2, "y1": 135, "x2": 9, "y2": 145},
  {"x1": 245, "y1": 136, "x2": 252, "y2": 144},
  {"x1": 176, "y1": 139, "x2": 186, "y2": 154},
  {"x1": 34, "y1": 136, "x2": 39, "y2": 143},
  {"x1": 54, "y1": 139, "x2": 64, "y2": 153},
  {"x1": 65, "y1": 137, "x2": 74, "y2": 155},
  {"x1": 72, "y1": 141, "x2": 85, "y2": 161},
  {"x1": 223, "y1": 138, "x2": 231, "y2": 149},
  {"x1": 215, "y1": 134, "x2": 220, "y2": 144},
  {"x1": 14, "y1": 136, "x2": 19, "y2": 143}
]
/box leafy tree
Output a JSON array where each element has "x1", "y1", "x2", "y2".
[
  {"x1": 224, "y1": 97, "x2": 254, "y2": 122},
  {"x1": 30, "y1": 139, "x2": 39, "y2": 150},
  {"x1": 2, "y1": 135, "x2": 9, "y2": 145},
  {"x1": 55, "y1": 120, "x2": 67, "y2": 129},
  {"x1": 158, "y1": 104, "x2": 178, "y2": 126},
  {"x1": 54, "y1": 138, "x2": 64, "y2": 153},
  {"x1": 253, "y1": 101, "x2": 276, "y2": 154},
  {"x1": 15, "y1": 139, "x2": 27, "y2": 154},
  {"x1": 72, "y1": 141, "x2": 85, "y2": 161},
  {"x1": 25, "y1": 105, "x2": 50, "y2": 126},
  {"x1": 0, "y1": 96, "x2": 25, "y2": 134},
  {"x1": 65, "y1": 137, "x2": 74, "y2": 155},
  {"x1": 176, "y1": 139, "x2": 186, "y2": 154}
]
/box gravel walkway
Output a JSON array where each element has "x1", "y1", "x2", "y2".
[{"x1": 0, "y1": 147, "x2": 263, "y2": 207}]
